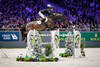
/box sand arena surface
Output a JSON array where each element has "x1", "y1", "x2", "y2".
[{"x1": 0, "y1": 48, "x2": 100, "y2": 67}]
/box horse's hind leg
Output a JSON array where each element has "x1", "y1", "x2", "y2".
[
  {"x1": 81, "y1": 48, "x2": 85, "y2": 56},
  {"x1": 25, "y1": 25, "x2": 29, "y2": 34}
]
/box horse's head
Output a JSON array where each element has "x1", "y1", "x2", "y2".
[{"x1": 53, "y1": 12, "x2": 64, "y2": 17}]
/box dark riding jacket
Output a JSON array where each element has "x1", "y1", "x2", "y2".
[{"x1": 40, "y1": 9, "x2": 53, "y2": 16}]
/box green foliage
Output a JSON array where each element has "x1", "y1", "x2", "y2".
[
  {"x1": 45, "y1": 44, "x2": 52, "y2": 56},
  {"x1": 55, "y1": 57, "x2": 59, "y2": 61},
  {"x1": 62, "y1": 53, "x2": 66, "y2": 57},
  {"x1": 66, "y1": 52, "x2": 72, "y2": 57},
  {"x1": 59, "y1": 52, "x2": 72, "y2": 57},
  {"x1": 59, "y1": 53, "x2": 66, "y2": 57},
  {"x1": 16, "y1": 56, "x2": 24, "y2": 61},
  {"x1": 48, "y1": 58, "x2": 55, "y2": 61},
  {"x1": 24, "y1": 56, "x2": 30, "y2": 61},
  {"x1": 16, "y1": 56, "x2": 20, "y2": 61},
  {"x1": 31, "y1": 56, "x2": 34, "y2": 58},
  {"x1": 16, "y1": 57, "x2": 59, "y2": 62},
  {"x1": 39, "y1": 58, "x2": 46, "y2": 62},
  {"x1": 81, "y1": 40, "x2": 85, "y2": 49},
  {"x1": 59, "y1": 53, "x2": 62, "y2": 56}
]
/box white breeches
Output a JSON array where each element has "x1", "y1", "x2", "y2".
[{"x1": 38, "y1": 11, "x2": 45, "y2": 19}]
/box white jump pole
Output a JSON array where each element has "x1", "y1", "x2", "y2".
[
  {"x1": 26, "y1": 29, "x2": 36, "y2": 56},
  {"x1": 73, "y1": 26, "x2": 82, "y2": 58},
  {"x1": 51, "y1": 29, "x2": 59, "y2": 57}
]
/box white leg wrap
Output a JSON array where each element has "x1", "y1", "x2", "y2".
[{"x1": 37, "y1": 21, "x2": 42, "y2": 24}]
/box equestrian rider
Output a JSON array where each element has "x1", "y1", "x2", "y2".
[{"x1": 38, "y1": 4, "x2": 54, "y2": 23}]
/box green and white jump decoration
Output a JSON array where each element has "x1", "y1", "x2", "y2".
[
  {"x1": 16, "y1": 29, "x2": 59, "y2": 62},
  {"x1": 59, "y1": 26, "x2": 85, "y2": 57},
  {"x1": 16, "y1": 26, "x2": 85, "y2": 62}
]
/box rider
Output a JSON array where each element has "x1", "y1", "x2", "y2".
[{"x1": 38, "y1": 4, "x2": 54, "y2": 23}]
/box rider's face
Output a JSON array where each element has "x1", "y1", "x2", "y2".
[{"x1": 50, "y1": 8, "x2": 53, "y2": 11}]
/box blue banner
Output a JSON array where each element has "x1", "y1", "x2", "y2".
[{"x1": 0, "y1": 32, "x2": 20, "y2": 41}]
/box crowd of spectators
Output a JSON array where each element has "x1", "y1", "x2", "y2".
[
  {"x1": 0, "y1": 0, "x2": 100, "y2": 31},
  {"x1": 61, "y1": 0, "x2": 100, "y2": 31},
  {"x1": 0, "y1": 0, "x2": 44, "y2": 29}
]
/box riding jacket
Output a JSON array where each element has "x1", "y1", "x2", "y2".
[{"x1": 38, "y1": 9, "x2": 53, "y2": 19}]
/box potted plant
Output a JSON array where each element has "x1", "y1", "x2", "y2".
[{"x1": 45, "y1": 44, "x2": 52, "y2": 57}]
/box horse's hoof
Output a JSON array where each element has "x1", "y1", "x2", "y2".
[{"x1": 82, "y1": 53, "x2": 85, "y2": 56}]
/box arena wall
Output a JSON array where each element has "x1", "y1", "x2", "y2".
[{"x1": 0, "y1": 29, "x2": 100, "y2": 48}]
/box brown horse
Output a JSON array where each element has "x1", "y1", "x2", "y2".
[{"x1": 25, "y1": 12, "x2": 67, "y2": 33}]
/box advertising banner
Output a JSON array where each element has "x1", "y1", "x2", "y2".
[
  {"x1": 0, "y1": 32, "x2": 20, "y2": 41},
  {"x1": 60, "y1": 32, "x2": 100, "y2": 41}
]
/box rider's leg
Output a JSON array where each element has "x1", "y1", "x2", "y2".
[
  {"x1": 38, "y1": 11, "x2": 48, "y2": 23},
  {"x1": 38, "y1": 11, "x2": 45, "y2": 19}
]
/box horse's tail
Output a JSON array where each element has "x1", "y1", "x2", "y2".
[{"x1": 25, "y1": 24, "x2": 29, "y2": 34}]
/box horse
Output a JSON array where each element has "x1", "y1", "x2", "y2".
[
  {"x1": 25, "y1": 12, "x2": 67, "y2": 57},
  {"x1": 25, "y1": 12, "x2": 67, "y2": 33}
]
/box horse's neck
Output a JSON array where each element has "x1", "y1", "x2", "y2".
[
  {"x1": 47, "y1": 15, "x2": 55, "y2": 20},
  {"x1": 48, "y1": 13, "x2": 60, "y2": 21}
]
